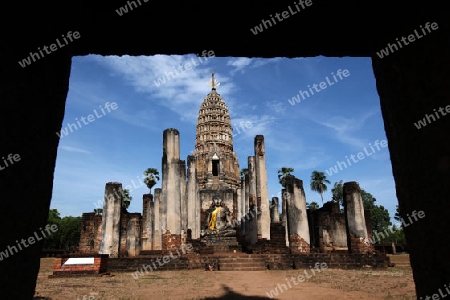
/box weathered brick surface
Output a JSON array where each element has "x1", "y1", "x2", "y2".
[
  {"x1": 246, "y1": 223, "x2": 288, "y2": 254},
  {"x1": 107, "y1": 252, "x2": 389, "y2": 272},
  {"x1": 348, "y1": 233, "x2": 375, "y2": 254},
  {"x1": 51, "y1": 255, "x2": 109, "y2": 277},
  {"x1": 289, "y1": 234, "x2": 310, "y2": 254},
  {"x1": 78, "y1": 213, "x2": 102, "y2": 254},
  {"x1": 119, "y1": 212, "x2": 142, "y2": 257},
  {"x1": 141, "y1": 193, "x2": 153, "y2": 241},
  {"x1": 161, "y1": 230, "x2": 182, "y2": 255}
]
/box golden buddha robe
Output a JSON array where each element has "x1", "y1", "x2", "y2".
[{"x1": 208, "y1": 206, "x2": 222, "y2": 230}]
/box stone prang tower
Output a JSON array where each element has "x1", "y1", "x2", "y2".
[
  {"x1": 193, "y1": 70, "x2": 241, "y2": 190},
  {"x1": 188, "y1": 70, "x2": 241, "y2": 239}
]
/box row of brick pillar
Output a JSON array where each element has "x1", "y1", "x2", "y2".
[{"x1": 278, "y1": 177, "x2": 373, "y2": 254}]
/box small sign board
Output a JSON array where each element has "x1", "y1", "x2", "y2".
[{"x1": 63, "y1": 257, "x2": 95, "y2": 265}]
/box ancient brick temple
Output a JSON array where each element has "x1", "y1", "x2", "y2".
[
  {"x1": 78, "y1": 72, "x2": 374, "y2": 258},
  {"x1": 79, "y1": 71, "x2": 266, "y2": 257}
]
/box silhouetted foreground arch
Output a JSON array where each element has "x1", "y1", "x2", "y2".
[{"x1": 0, "y1": 0, "x2": 448, "y2": 298}]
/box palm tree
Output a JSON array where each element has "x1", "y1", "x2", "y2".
[
  {"x1": 310, "y1": 170, "x2": 331, "y2": 204},
  {"x1": 143, "y1": 168, "x2": 160, "y2": 193},
  {"x1": 278, "y1": 167, "x2": 294, "y2": 187},
  {"x1": 93, "y1": 208, "x2": 103, "y2": 215},
  {"x1": 122, "y1": 189, "x2": 132, "y2": 211},
  {"x1": 307, "y1": 201, "x2": 319, "y2": 210},
  {"x1": 331, "y1": 180, "x2": 344, "y2": 206}
]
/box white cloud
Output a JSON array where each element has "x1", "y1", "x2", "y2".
[
  {"x1": 265, "y1": 100, "x2": 286, "y2": 115},
  {"x1": 232, "y1": 114, "x2": 276, "y2": 140},
  {"x1": 227, "y1": 57, "x2": 283, "y2": 74},
  {"x1": 227, "y1": 57, "x2": 253, "y2": 74},
  {"x1": 60, "y1": 145, "x2": 91, "y2": 153},
  {"x1": 111, "y1": 107, "x2": 160, "y2": 131},
  {"x1": 312, "y1": 109, "x2": 380, "y2": 149},
  {"x1": 91, "y1": 54, "x2": 232, "y2": 124}
]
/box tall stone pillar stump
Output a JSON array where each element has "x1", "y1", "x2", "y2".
[
  {"x1": 282, "y1": 190, "x2": 289, "y2": 247},
  {"x1": 246, "y1": 156, "x2": 258, "y2": 245},
  {"x1": 180, "y1": 160, "x2": 187, "y2": 232},
  {"x1": 254, "y1": 135, "x2": 271, "y2": 240},
  {"x1": 99, "y1": 182, "x2": 123, "y2": 258},
  {"x1": 271, "y1": 197, "x2": 280, "y2": 223},
  {"x1": 141, "y1": 193, "x2": 153, "y2": 250},
  {"x1": 285, "y1": 176, "x2": 310, "y2": 254},
  {"x1": 153, "y1": 188, "x2": 162, "y2": 250},
  {"x1": 162, "y1": 128, "x2": 182, "y2": 235},
  {"x1": 343, "y1": 181, "x2": 374, "y2": 254},
  {"x1": 240, "y1": 177, "x2": 246, "y2": 236},
  {"x1": 187, "y1": 155, "x2": 199, "y2": 239}
]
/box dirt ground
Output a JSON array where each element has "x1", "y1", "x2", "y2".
[{"x1": 34, "y1": 254, "x2": 416, "y2": 300}]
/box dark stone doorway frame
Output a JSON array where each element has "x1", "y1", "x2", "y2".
[{"x1": 0, "y1": 1, "x2": 448, "y2": 299}]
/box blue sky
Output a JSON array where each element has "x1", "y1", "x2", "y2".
[{"x1": 52, "y1": 53, "x2": 398, "y2": 224}]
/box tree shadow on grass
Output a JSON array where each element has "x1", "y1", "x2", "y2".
[{"x1": 200, "y1": 284, "x2": 275, "y2": 300}]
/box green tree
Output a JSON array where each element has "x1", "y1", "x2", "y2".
[
  {"x1": 361, "y1": 189, "x2": 392, "y2": 234},
  {"x1": 42, "y1": 209, "x2": 81, "y2": 250},
  {"x1": 310, "y1": 170, "x2": 331, "y2": 204},
  {"x1": 143, "y1": 168, "x2": 160, "y2": 193},
  {"x1": 122, "y1": 189, "x2": 132, "y2": 211},
  {"x1": 331, "y1": 180, "x2": 344, "y2": 206},
  {"x1": 94, "y1": 208, "x2": 103, "y2": 215},
  {"x1": 376, "y1": 224, "x2": 406, "y2": 244},
  {"x1": 57, "y1": 216, "x2": 82, "y2": 250},
  {"x1": 278, "y1": 167, "x2": 294, "y2": 187},
  {"x1": 307, "y1": 201, "x2": 319, "y2": 210},
  {"x1": 47, "y1": 208, "x2": 61, "y2": 224},
  {"x1": 43, "y1": 209, "x2": 62, "y2": 249},
  {"x1": 394, "y1": 205, "x2": 402, "y2": 223}
]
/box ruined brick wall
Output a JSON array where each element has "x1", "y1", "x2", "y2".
[
  {"x1": 289, "y1": 234, "x2": 311, "y2": 254},
  {"x1": 118, "y1": 212, "x2": 142, "y2": 257},
  {"x1": 348, "y1": 234, "x2": 374, "y2": 254},
  {"x1": 310, "y1": 202, "x2": 348, "y2": 252},
  {"x1": 119, "y1": 213, "x2": 129, "y2": 257},
  {"x1": 78, "y1": 213, "x2": 102, "y2": 254},
  {"x1": 126, "y1": 213, "x2": 142, "y2": 257},
  {"x1": 309, "y1": 202, "x2": 374, "y2": 253},
  {"x1": 161, "y1": 230, "x2": 182, "y2": 255}
]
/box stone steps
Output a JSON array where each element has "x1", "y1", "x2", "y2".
[
  {"x1": 107, "y1": 253, "x2": 390, "y2": 272},
  {"x1": 212, "y1": 255, "x2": 268, "y2": 271},
  {"x1": 201, "y1": 236, "x2": 243, "y2": 254}
]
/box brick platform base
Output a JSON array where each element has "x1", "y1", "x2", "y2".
[
  {"x1": 108, "y1": 252, "x2": 390, "y2": 272},
  {"x1": 50, "y1": 254, "x2": 109, "y2": 277}
]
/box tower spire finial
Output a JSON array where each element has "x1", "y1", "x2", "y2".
[{"x1": 207, "y1": 69, "x2": 220, "y2": 90}]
